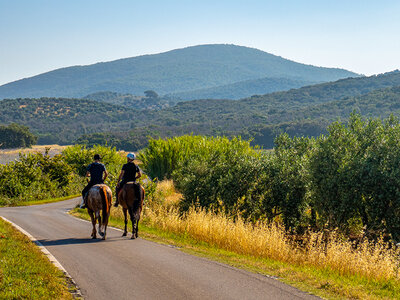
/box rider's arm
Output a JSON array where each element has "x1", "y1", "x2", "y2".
[
  {"x1": 136, "y1": 169, "x2": 142, "y2": 179},
  {"x1": 85, "y1": 171, "x2": 90, "y2": 178},
  {"x1": 117, "y1": 170, "x2": 125, "y2": 185},
  {"x1": 103, "y1": 170, "x2": 108, "y2": 182}
]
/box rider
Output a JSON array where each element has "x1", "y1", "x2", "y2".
[
  {"x1": 80, "y1": 154, "x2": 108, "y2": 208},
  {"x1": 114, "y1": 152, "x2": 142, "y2": 207}
]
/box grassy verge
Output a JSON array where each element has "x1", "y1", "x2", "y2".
[
  {"x1": 17, "y1": 194, "x2": 80, "y2": 207},
  {"x1": 0, "y1": 194, "x2": 80, "y2": 207},
  {"x1": 71, "y1": 201, "x2": 400, "y2": 300},
  {"x1": 0, "y1": 218, "x2": 74, "y2": 299}
]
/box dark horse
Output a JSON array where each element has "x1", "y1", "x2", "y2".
[
  {"x1": 118, "y1": 182, "x2": 145, "y2": 239},
  {"x1": 86, "y1": 184, "x2": 112, "y2": 240}
]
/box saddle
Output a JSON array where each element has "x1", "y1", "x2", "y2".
[{"x1": 120, "y1": 182, "x2": 142, "y2": 200}]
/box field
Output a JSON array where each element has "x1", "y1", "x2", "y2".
[{"x1": 0, "y1": 144, "x2": 68, "y2": 165}]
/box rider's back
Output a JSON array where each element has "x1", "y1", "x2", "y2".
[
  {"x1": 87, "y1": 162, "x2": 106, "y2": 184},
  {"x1": 122, "y1": 162, "x2": 139, "y2": 182}
]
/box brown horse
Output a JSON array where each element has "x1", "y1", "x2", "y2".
[
  {"x1": 118, "y1": 182, "x2": 145, "y2": 239},
  {"x1": 86, "y1": 184, "x2": 112, "y2": 240}
]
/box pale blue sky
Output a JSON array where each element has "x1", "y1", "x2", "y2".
[{"x1": 1, "y1": 0, "x2": 399, "y2": 85}]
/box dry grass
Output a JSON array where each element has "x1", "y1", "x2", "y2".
[
  {"x1": 138, "y1": 180, "x2": 400, "y2": 285},
  {"x1": 0, "y1": 144, "x2": 68, "y2": 165},
  {"x1": 145, "y1": 206, "x2": 400, "y2": 282}
]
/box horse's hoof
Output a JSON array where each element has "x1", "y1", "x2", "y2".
[
  {"x1": 122, "y1": 232, "x2": 127, "y2": 237},
  {"x1": 92, "y1": 236, "x2": 96, "y2": 239},
  {"x1": 99, "y1": 232, "x2": 104, "y2": 237},
  {"x1": 131, "y1": 235, "x2": 136, "y2": 239},
  {"x1": 102, "y1": 236, "x2": 106, "y2": 240}
]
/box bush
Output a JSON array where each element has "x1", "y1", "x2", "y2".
[
  {"x1": 0, "y1": 149, "x2": 80, "y2": 204},
  {"x1": 140, "y1": 135, "x2": 311, "y2": 231},
  {"x1": 139, "y1": 115, "x2": 400, "y2": 238},
  {"x1": 0, "y1": 145, "x2": 126, "y2": 206},
  {"x1": 309, "y1": 114, "x2": 400, "y2": 239}
]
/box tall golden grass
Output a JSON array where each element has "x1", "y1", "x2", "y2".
[{"x1": 112, "y1": 180, "x2": 400, "y2": 283}]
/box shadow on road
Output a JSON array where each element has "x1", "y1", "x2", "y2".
[{"x1": 39, "y1": 237, "x2": 116, "y2": 246}]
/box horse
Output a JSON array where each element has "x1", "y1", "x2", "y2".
[
  {"x1": 86, "y1": 184, "x2": 112, "y2": 240},
  {"x1": 118, "y1": 182, "x2": 145, "y2": 239}
]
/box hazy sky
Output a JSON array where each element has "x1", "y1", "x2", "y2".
[{"x1": 1, "y1": 0, "x2": 399, "y2": 85}]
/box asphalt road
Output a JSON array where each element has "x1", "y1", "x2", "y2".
[{"x1": 0, "y1": 199, "x2": 319, "y2": 299}]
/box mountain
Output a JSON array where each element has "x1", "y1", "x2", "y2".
[
  {"x1": 167, "y1": 76, "x2": 317, "y2": 100},
  {"x1": 0, "y1": 44, "x2": 358, "y2": 99}
]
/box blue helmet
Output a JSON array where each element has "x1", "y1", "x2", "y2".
[{"x1": 127, "y1": 153, "x2": 136, "y2": 160}]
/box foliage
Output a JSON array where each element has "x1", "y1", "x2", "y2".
[
  {"x1": 309, "y1": 114, "x2": 400, "y2": 239},
  {"x1": 76, "y1": 73, "x2": 400, "y2": 151},
  {"x1": 0, "y1": 123, "x2": 37, "y2": 149},
  {"x1": 144, "y1": 90, "x2": 159, "y2": 99},
  {"x1": 140, "y1": 135, "x2": 310, "y2": 230},
  {"x1": 0, "y1": 97, "x2": 136, "y2": 144},
  {"x1": 0, "y1": 145, "x2": 125, "y2": 206},
  {"x1": 139, "y1": 115, "x2": 400, "y2": 239},
  {"x1": 84, "y1": 91, "x2": 174, "y2": 110},
  {"x1": 138, "y1": 135, "x2": 220, "y2": 180},
  {"x1": 0, "y1": 149, "x2": 81, "y2": 205},
  {"x1": 167, "y1": 76, "x2": 316, "y2": 100},
  {"x1": 2, "y1": 72, "x2": 400, "y2": 149}
]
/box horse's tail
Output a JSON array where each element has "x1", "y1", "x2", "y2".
[
  {"x1": 130, "y1": 183, "x2": 142, "y2": 219},
  {"x1": 100, "y1": 186, "x2": 110, "y2": 223}
]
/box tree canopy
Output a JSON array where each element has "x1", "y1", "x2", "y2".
[{"x1": 0, "y1": 123, "x2": 37, "y2": 149}]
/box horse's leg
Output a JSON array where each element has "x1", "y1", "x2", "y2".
[
  {"x1": 128, "y1": 207, "x2": 136, "y2": 239},
  {"x1": 122, "y1": 208, "x2": 128, "y2": 237},
  {"x1": 102, "y1": 214, "x2": 109, "y2": 240},
  {"x1": 135, "y1": 218, "x2": 139, "y2": 238},
  {"x1": 96, "y1": 212, "x2": 104, "y2": 237},
  {"x1": 88, "y1": 209, "x2": 97, "y2": 239}
]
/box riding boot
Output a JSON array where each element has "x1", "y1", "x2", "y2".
[
  {"x1": 113, "y1": 191, "x2": 119, "y2": 207},
  {"x1": 80, "y1": 197, "x2": 86, "y2": 209}
]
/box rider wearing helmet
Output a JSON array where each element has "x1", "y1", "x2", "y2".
[
  {"x1": 114, "y1": 152, "x2": 142, "y2": 207},
  {"x1": 80, "y1": 154, "x2": 108, "y2": 208}
]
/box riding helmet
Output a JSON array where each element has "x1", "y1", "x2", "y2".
[{"x1": 127, "y1": 153, "x2": 136, "y2": 160}]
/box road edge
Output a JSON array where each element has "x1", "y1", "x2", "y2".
[{"x1": 0, "y1": 216, "x2": 83, "y2": 299}]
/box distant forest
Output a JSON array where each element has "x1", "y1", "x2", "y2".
[{"x1": 1, "y1": 71, "x2": 400, "y2": 150}]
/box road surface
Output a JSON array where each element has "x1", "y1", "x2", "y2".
[{"x1": 0, "y1": 199, "x2": 319, "y2": 299}]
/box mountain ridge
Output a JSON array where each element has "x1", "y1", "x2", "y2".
[{"x1": 0, "y1": 44, "x2": 358, "y2": 100}]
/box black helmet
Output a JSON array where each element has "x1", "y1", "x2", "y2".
[{"x1": 93, "y1": 154, "x2": 101, "y2": 160}]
